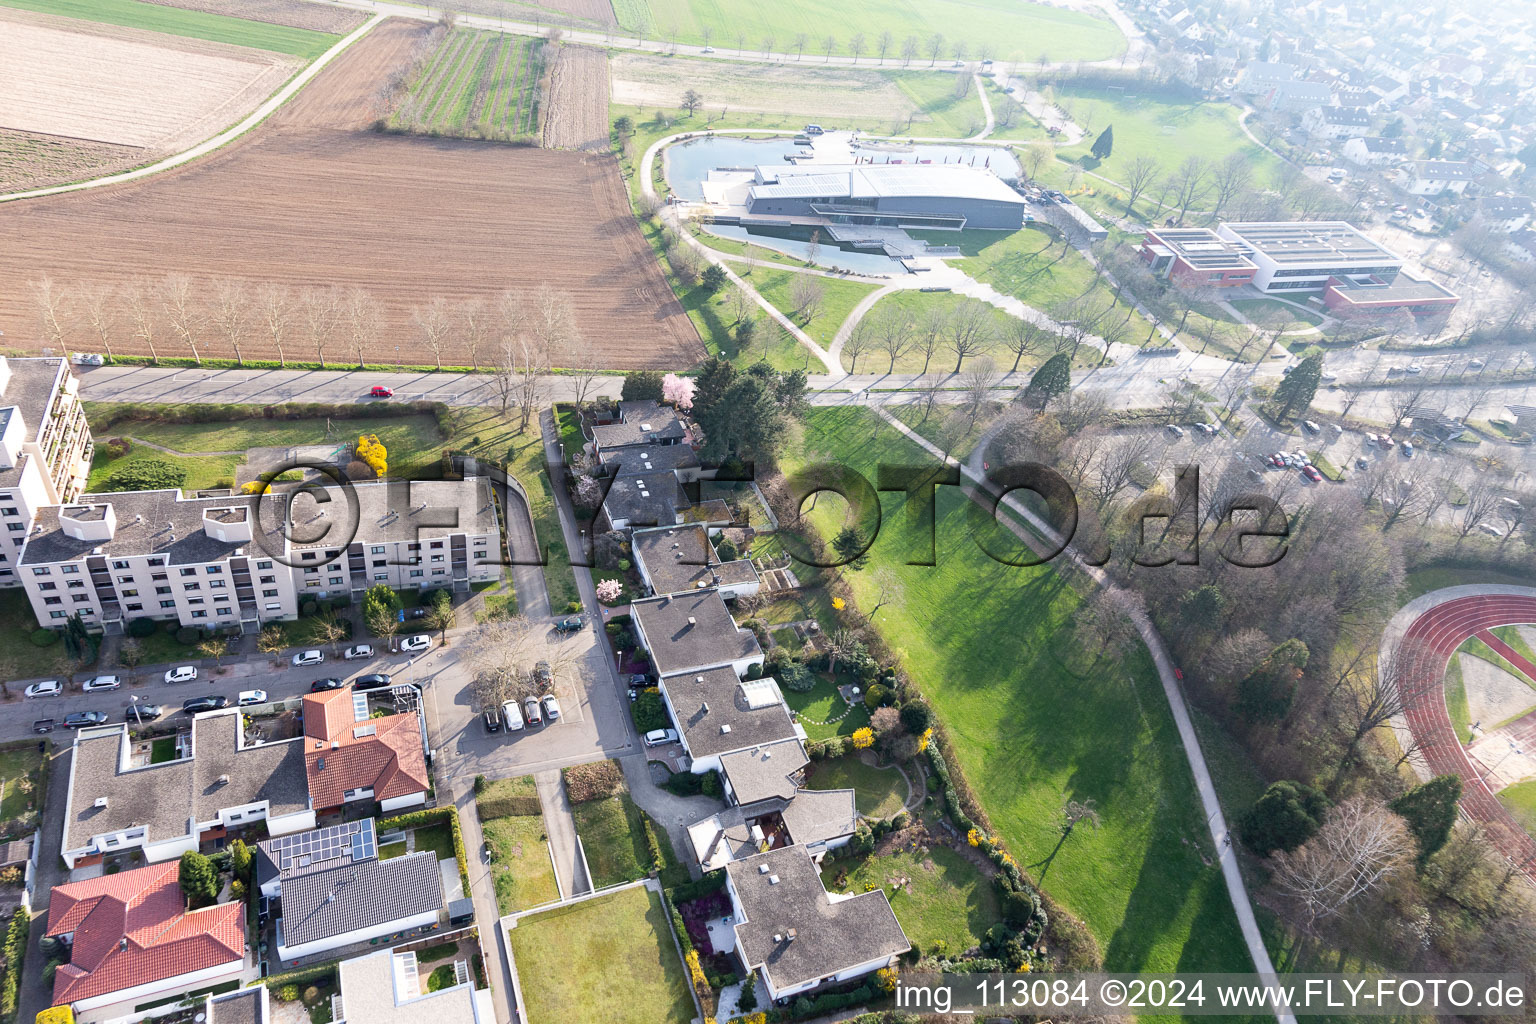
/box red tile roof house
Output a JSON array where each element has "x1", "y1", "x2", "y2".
[
  {"x1": 45, "y1": 862, "x2": 245, "y2": 1022},
  {"x1": 302, "y1": 689, "x2": 430, "y2": 814}
]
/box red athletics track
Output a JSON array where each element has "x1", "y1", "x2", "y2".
[{"x1": 1398, "y1": 594, "x2": 1536, "y2": 877}]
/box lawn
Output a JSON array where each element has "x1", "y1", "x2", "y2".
[
  {"x1": 913, "y1": 224, "x2": 1156, "y2": 343},
  {"x1": 570, "y1": 791, "x2": 650, "y2": 889},
  {"x1": 0, "y1": 743, "x2": 44, "y2": 823},
  {"x1": 378, "y1": 841, "x2": 407, "y2": 861},
  {"x1": 859, "y1": 289, "x2": 1100, "y2": 377},
  {"x1": 617, "y1": 0, "x2": 1125, "y2": 63},
  {"x1": 411, "y1": 822, "x2": 456, "y2": 863},
  {"x1": 805, "y1": 753, "x2": 907, "y2": 818},
  {"x1": 1497, "y1": 779, "x2": 1536, "y2": 837},
  {"x1": 86, "y1": 445, "x2": 243, "y2": 494},
  {"x1": 1402, "y1": 567, "x2": 1536, "y2": 602},
  {"x1": 782, "y1": 673, "x2": 869, "y2": 740},
  {"x1": 0, "y1": 0, "x2": 339, "y2": 57},
  {"x1": 478, "y1": 775, "x2": 561, "y2": 913},
  {"x1": 780, "y1": 406, "x2": 1250, "y2": 974},
  {"x1": 1049, "y1": 84, "x2": 1284, "y2": 189},
  {"x1": 745, "y1": 266, "x2": 880, "y2": 366},
  {"x1": 982, "y1": 79, "x2": 1048, "y2": 142},
  {"x1": 0, "y1": 588, "x2": 72, "y2": 680},
  {"x1": 1492, "y1": 625, "x2": 1536, "y2": 666},
  {"x1": 1229, "y1": 298, "x2": 1325, "y2": 331},
  {"x1": 1445, "y1": 655, "x2": 1473, "y2": 743},
  {"x1": 86, "y1": 407, "x2": 439, "y2": 459},
  {"x1": 823, "y1": 846, "x2": 1000, "y2": 954},
  {"x1": 1457, "y1": 636, "x2": 1534, "y2": 687},
  {"x1": 507, "y1": 886, "x2": 694, "y2": 1024}
]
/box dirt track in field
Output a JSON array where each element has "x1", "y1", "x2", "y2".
[
  {"x1": 541, "y1": 45, "x2": 609, "y2": 151},
  {"x1": 0, "y1": 18, "x2": 701, "y2": 370}
]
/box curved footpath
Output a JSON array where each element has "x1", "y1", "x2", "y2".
[
  {"x1": 876, "y1": 405, "x2": 1294, "y2": 1024},
  {"x1": 1382, "y1": 586, "x2": 1536, "y2": 878},
  {"x1": 0, "y1": 14, "x2": 385, "y2": 203}
]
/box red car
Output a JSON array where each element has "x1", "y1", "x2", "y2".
[
  {"x1": 1302, "y1": 465, "x2": 1322, "y2": 482},
  {"x1": 370, "y1": 386, "x2": 394, "y2": 398}
]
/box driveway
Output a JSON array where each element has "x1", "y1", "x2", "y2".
[{"x1": 534, "y1": 770, "x2": 587, "y2": 897}]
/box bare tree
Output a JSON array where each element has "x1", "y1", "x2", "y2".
[
  {"x1": 254, "y1": 283, "x2": 295, "y2": 367},
  {"x1": 849, "y1": 32, "x2": 866, "y2": 62},
  {"x1": 159, "y1": 273, "x2": 205, "y2": 364},
  {"x1": 1169, "y1": 156, "x2": 1212, "y2": 222},
  {"x1": 792, "y1": 32, "x2": 808, "y2": 58},
  {"x1": 1270, "y1": 796, "x2": 1413, "y2": 932},
  {"x1": 842, "y1": 316, "x2": 875, "y2": 373},
  {"x1": 344, "y1": 287, "x2": 383, "y2": 370},
  {"x1": 1208, "y1": 152, "x2": 1253, "y2": 221},
  {"x1": 1388, "y1": 382, "x2": 1429, "y2": 432},
  {"x1": 1330, "y1": 637, "x2": 1439, "y2": 781},
  {"x1": 1061, "y1": 798, "x2": 1102, "y2": 838},
  {"x1": 1455, "y1": 480, "x2": 1502, "y2": 541},
  {"x1": 945, "y1": 299, "x2": 995, "y2": 372},
  {"x1": 1020, "y1": 141, "x2": 1053, "y2": 182},
  {"x1": 300, "y1": 286, "x2": 344, "y2": 369},
  {"x1": 413, "y1": 296, "x2": 453, "y2": 370},
  {"x1": 900, "y1": 35, "x2": 919, "y2": 66},
  {"x1": 122, "y1": 278, "x2": 160, "y2": 363},
  {"x1": 962, "y1": 355, "x2": 1000, "y2": 425},
  {"x1": 1087, "y1": 432, "x2": 1156, "y2": 509},
  {"x1": 1121, "y1": 155, "x2": 1161, "y2": 214},
  {"x1": 29, "y1": 275, "x2": 70, "y2": 353},
  {"x1": 821, "y1": 34, "x2": 836, "y2": 61},
  {"x1": 876, "y1": 30, "x2": 892, "y2": 63},
  {"x1": 210, "y1": 278, "x2": 252, "y2": 366},
  {"x1": 459, "y1": 297, "x2": 488, "y2": 369},
  {"x1": 874, "y1": 309, "x2": 912, "y2": 372},
  {"x1": 789, "y1": 275, "x2": 825, "y2": 324},
  {"x1": 681, "y1": 88, "x2": 703, "y2": 116},
  {"x1": 926, "y1": 32, "x2": 944, "y2": 65},
  {"x1": 914, "y1": 304, "x2": 946, "y2": 373},
  {"x1": 727, "y1": 282, "x2": 756, "y2": 325},
  {"x1": 76, "y1": 281, "x2": 120, "y2": 361},
  {"x1": 494, "y1": 289, "x2": 553, "y2": 433}
]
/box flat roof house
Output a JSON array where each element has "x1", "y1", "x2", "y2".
[
  {"x1": 333, "y1": 946, "x2": 494, "y2": 1023},
  {"x1": 725, "y1": 846, "x2": 908, "y2": 1002},
  {"x1": 45, "y1": 861, "x2": 245, "y2": 1022},
  {"x1": 61, "y1": 710, "x2": 313, "y2": 870},
  {"x1": 743, "y1": 163, "x2": 1028, "y2": 232},
  {"x1": 274, "y1": 846, "x2": 443, "y2": 963},
  {"x1": 632, "y1": 524, "x2": 759, "y2": 599},
  {"x1": 590, "y1": 401, "x2": 688, "y2": 457},
  {"x1": 302, "y1": 687, "x2": 430, "y2": 814},
  {"x1": 1215, "y1": 221, "x2": 1403, "y2": 293},
  {"x1": 600, "y1": 473, "x2": 690, "y2": 532},
  {"x1": 1138, "y1": 228, "x2": 1257, "y2": 288},
  {"x1": 660, "y1": 667, "x2": 800, "y2": 773},
  {"x1": 630, "y1": 588, "x2": 764, "y2": 678}
]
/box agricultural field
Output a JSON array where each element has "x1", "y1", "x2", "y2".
[
  {"x1": 613, "y1": 0, "x2": 1124, "y2": 64},
  {"x1": 610, "y1": 53, "x2": 987, "y2": 137},
  {"x1": 0, "y1": 0, "x2": 340, "y2": 56},
  {"x1": 0, "y1": 22, "x2": 702, "y2": 369},
  {"x1": 781, "y1": 406, "x2": 1252, "y2": 975},
  {"x1": 0, "y1": 10, "x2": 301, "y2": 150},
  {"x1": 542, "y1": 45, "x2": 609, "y2": 150},
  {"x1": 451, "y1": 0, "x2": 617, "y2": 31},
  {"x1": 389, "y1": 27, "x2": 545, "y2": 141},
  {"x1": 0, "y1": 130, "x2": 143, "y2": 195},
  {"x1": 138, "y1": 0, "x2": 365, "y2": 34}
]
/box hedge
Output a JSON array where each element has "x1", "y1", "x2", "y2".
[
  {"x1": 261, "y1": 963, "x2": 337, "y2": 992},
  {"x1": 87, "y1": 400, "x2": 451, "y2": 432},
  {"x1": 380, "y1": 807, "x2": 469, "y2": 895},
  {"x1": 0, "y1": 907, "x2": 30, "y2": 1021},
  {"x1": 668, "y1": 869, "x2": 725, "y2": 905},
  {"x1": 475, "y1": 791, "x2": 541, "y2": 819},
  {"x1": 562, "y1": 760, "x2": 624, "y2": 803}
]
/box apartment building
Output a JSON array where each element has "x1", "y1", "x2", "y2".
[
  {"x1": 18, "y1": 477, "x2": 503, "y2": 633},
  {"x1": 0, "y1": 356, "x2": 93, "y2": 588}
]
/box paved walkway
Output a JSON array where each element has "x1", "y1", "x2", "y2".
[
  {"x1": 450, "y1": 780, "x2": 515, "y2": 1024},
  {"x1": 874, "y1": 401, "x2": 1293, "y2": 1024},
  {"x1": 534, "y1": 768, "x2": 588, "y2": 897}
]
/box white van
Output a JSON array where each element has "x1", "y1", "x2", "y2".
[{"x1": 502, "y1": 700, "x2": 525, "y2": 732}]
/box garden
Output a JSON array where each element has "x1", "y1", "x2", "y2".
[
  {"x1": 0, "y1": 743, "x2": 44, "y2": 843},
  {"x1": 562, "y1": 760, "x2": 653, "y2": 889},
  {"x1": 804, "y1": 753, "x2": 907, "y2": 819},
  {"x1": 507, "y1": 886, "x2": 694, "y2": 1024},
  {"x1": 822, "y1": 837, "x2": 1002, "y2": 957},
  {"x1": 475, "y1": 775, "x2": 560, "y2": 914}
]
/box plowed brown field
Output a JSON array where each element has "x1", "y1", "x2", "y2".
[
  {"x1": 542, "y1": 45, "x2": 609, "y2": 151},
  {"x1": 0, "y1": 18, "x2": 701, "y2": 370}
]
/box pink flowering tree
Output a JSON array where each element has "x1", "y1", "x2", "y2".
[
  {"x1": 662, "y1": 372, "x2": 696, "y2": 410},
  {"x1": 595, "y1": 578, "x2": 624, "y2": 604}
]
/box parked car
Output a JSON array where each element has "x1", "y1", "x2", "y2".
[
  {"x1": 644, "y1": 728, "x2": 679, "y2": 747},
  {"x1": 402, "y1": 607, "x2": 429, "y2": 621},
  {"x1": 502, "y1": 700, "x2": 525, "y2": 732},
  {"x1": 1166, "y1": 423, "x2": 1186, "y2": 437},
  {"x1": 1356, "y1": 457, "x2": 1371, "y2": 469},
  {"x1": 291, "y1": 650, "x2": 324, "y2": 667},
  {"x1": 541, "y1": 694, "x2": 561, "y2": 721},
  {"x1": 82, "y1": 675, "x2": 122, "y2": 692},
  {"x1": 64, "y1": 711, "x2": 109, "y2": 729},
  {"x1": 1401, "y1": 442, "x2": 1414, "y2": 457},
  {"x1": 25, "y1": 680, "x2": 62, "y2": 699},
  {"x1": 1478, "y1": 522, "x2": 1506, "y2": 537},
  {"x1": 1469, "y1": 358, "x2": 1486, "y2": 369},
  {"x1": 238, "y1": 690, "x2": 267, "y2": 706},
  {"x1": 182, "y1": 695, "x2": 229, "y2": 714},
  {"x1": 523, "y1": 697, "x2": 543, "y2": 726},
  {"x1": 353, "y1": 673, "x2": 393, "y2": 691},
  {"x1": 310, "y1": 677, "x2": 345, "y2": 692},
  {"x1": 1379, "y1": 436, "x2": 1396, "y2": 449},
  {"x1": 554, "y1": 616, "x2": 584, "y2": 635},
  {"x1": 483, "y1": 709, "x2": 502, "y2": 733},
  {"x1": 1302, "y1": 420, "x2": 1321, "y2": 433},
  {"x1": 1407, "y1": 363, "x2": 1424, "y2": 374},
  {"x1": 1197, "y1": 422, "x2": 1218, "y2": 435},
  {"x1": 164, "y1": 665, "x2": 198, "y2": 684},
  {"x1": 343, "y1": 644, "x2": 374, "y2": 660},
  {"x1": 629, "y1": 673, "x2": 649, "y2": 688},
  {"x1": 1269, "y1": 454, "x2": 1286, "y2": 468},
  {"x1": 533, "y1": 661, "x2": 552, "y2": 687},
  {"x1": 1302, "y1": 465, "x2": 1322, "y2": 482},
  {"x1": 399, "y1": 634, "x2": 431, "y2": 653},
  {"x1": 370, "y1": 386, "x2": 394, "y2": 398},
  {"x1": 125, "y1": 703, "x2": 163, "y2": 723},
  {"x1": 1293, "y1": 452, "x2": 1311, "y2": 466},
  {"x1": 32, "y1": 719, "x2": 54, "y2": 734}
]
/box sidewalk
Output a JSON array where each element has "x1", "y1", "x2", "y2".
[{"x1": 534, "y1": 769, "x2": 588, "y2": 897}]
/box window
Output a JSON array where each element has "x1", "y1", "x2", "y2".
[
  {"x1": 62, "y1": 565, "x2": 79, "y2": 574},
  {"x1": 374, "y1": 573, "x2": 389, "y2": 581},
  {"x1": 184, "y1": 582, "x2": 200, "y2": 591},
  {"x1": 430, "y1": 541, "x2": 444, "y2": 550},
  {"x1": 409, "y1": 569, "x2": 423, "y2": 578},
  {"x1": 257, "y1": 560, "x2": 272, "y2": 569},
  {"x1": 5, "y1": 524, "x2": 21, "y2": 533},
  {"x1": 433, "y1": 568, "x2": 445, "y2": 575},
  {"x1": 43, "y1": 597, "x2": 61, "y2": 606},
  {"x1": 122, "y1": 589, "x2": 138, "y2": 597},
  {"x1": 147, "y1": 558, "x2": 163, "y2": 567},
  {"x1": 126, "y1": 603, "x2": 142, "y2": 612},
  {"x1": 301, "y1": 552, "x2": 316, "y2": 561},
  {"x1": 210, "y1": 580, "x2": 225, "y2": 589},
  {"x1": 159, "y1": 600, "x2": 176, "y2": 609},
  {"x1": 38, "y1": 582, "x2": 56, "y2": 592},
  {"x1": 306, "y1": 580, "x2": 321, "y2": 588},
  {"x1": 117, "y1": 576, "x2": 132, "y2": 584},
  {"x1": 407, "y1": 543, "x2": 420, "y2": 551},
  {"x1": 49, "y1": 611, "x2": 65, "y2": 620},
  {"x1": 262, "y1": 589, "x2": 278, "y2": 598},
  {"x1": 260, "y1": 575, "x2": 275, "y2": 584},
  {"x1": 151, "y1": 572, "x2": 167, "y2": 581},
  {"x1": 304, "y1": 566, "x2": 319, "y2": 575},
  {"x1": 188, "y1": 598, "x2": 204, "y2": 606},
  {"x1": 32, "y1": 568, "x2": 49, "y2": 577},
  {"x1": 79, "y1": 608, "x2": 95, "y2": 616},
  {"x1": 73, "y1": 594, "x2": 90, "y2": 602},
  {"x1": 180, "y1": 568, "x2": 197, "y2": 577},
  {"x1": 474, "y1": 537, "x2": 487, "y2": 545},
  {"x1": 431, "y1": 555, "x2": 444, "y2": 563},
  {"x1": 112, "y1": 560, "x2": 129, "y2": 569},
  {"x1": 155, "y1": 586, "x2": 171, "y2": 595},
  {"x1": 329, "y1": 577, "x2": 343, "y2": 586},
  {"x1": 371, "y1": 546, "x2": 385, "y2": 554},
  {"x1": 475, "y1": 551, "x2": 487, "y2": 560},
  {"x1": 372, "y1": 559, "x2": 386, "y2": 568},
  {"x1": 191, "y1": 610, "x2": 207, "y2": 619},
  {"x1": 265, "y1": 602, "x2": 281, "y2": 611},
  {"x1": 207, "y1": 565, "x2": 222, "y2": 574},
  {"x1": 217, "y1": 607, "x2": 232, "y2": 615},
  {"x1": 214, "y1": 594, "x2": 230, "y2": 603},
  {"x1": 67, "y1": 580, "x2": 84, "y2": 589},
  {"x1": 1, "y1": 508, "x2": 17, "y2": 517}
]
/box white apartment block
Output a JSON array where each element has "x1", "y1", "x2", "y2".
[
  {"x1": 0, "y1": 356, "x2": 93, "y2": 588},
  {"x1": 19, "y1": 477, "x2": 504, "y2": 634}
]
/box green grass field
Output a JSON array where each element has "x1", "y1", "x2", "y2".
[
  {"x1": 571, "y1": 791, "x2": 650, "y2": 889},
  {"x1": 0, "y1": 586, "x2": 76, "y2": 679},
  {"x1": 1498, "y1": 778, "x2": 1536, "y2": 837},
  {"x1": 0, "y1": 744, "x2": 44, "y2": 822},
  {"x1": 616, "y1": 0, "x2": 1124, "y2": 63},
  {"x1": 745, "y1": 266, "x2": 879, "y2": 363},
  {"x1": 859, "y1": 289, "x2": 1105, "y2": 376},
  {"x1": 805, "y1": 753, "x2": 907, "y2": 817},
  {"x1": 392, "y1": 29, "x2": 544, "y2": 139},
  {"x1": 782, "y1": 674, "x2": 870, "y2": 740},
  {"x1": 1229, "y1": 298, "x2": 1325, "y2": 331},
  {"x1": 824, "y1": 845, "x2": 1000, "y2": 954},
  {"x1": 507, "y1": 886, "x2": 694, "y2": 1024},
  {"x1": 0, "y1": 0, "x2": 338, "y2": 57},
  {"x1": 782, "y1": 407, "x2": 1250, "y2": 974},
  {"x1": 1444, "y1": 655, "x2": 1474, "y2": 743},
  {"x1": 1050, "y1": 85, "x2": 1284, "y2": 189},
  {"x1": 479, "y1": 777, "x2": 561, "y2": 913}
]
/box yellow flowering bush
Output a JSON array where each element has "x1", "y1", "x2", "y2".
[
  {"x1": 851, "y1": 727, "x2": 874, "y2": 749},
  {"x1": 875, "y1": 967, "x2": 897, "y2": 992}
]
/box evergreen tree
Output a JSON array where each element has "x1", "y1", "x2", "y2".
[
  {"x1": 693, "y1": 361, "x2": 807, "y2": 462},
  {"x1": 179, "y1": 851, "x2": 218, "y2": 909},
  {"x1": 620, "y1": 370, "x2": 665, "y2": 402},
  {"x1": 1238, "y1": 780, "x2": 1328, "y2": 854},
  {"x1": 832, "y1": 526, "x2": 870, "y2": 570},
  {"x1": 229, "y1": 839, "x2": 253, "y2": 885},
  {"x1": 1273, "y1": 352, "x2": 1323, "y2": 420},
  {"x1": 1090, "y1": 124, "x2": 1114, "y2": 161},
  {"x1": 1025, "y1": 352, "x2": 1073, "y2": 409},
  {"x1": 1389, "y1": 774, "x2": 1462, "y2": 866},
  {"x1": 1235, "y1": 638, "x2": 1309, "y2": 723},
  {"x1": 701, "y1": 264, "x2": 728, "y2": 292}
]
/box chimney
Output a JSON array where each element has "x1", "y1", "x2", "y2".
[
  {"x1": 216, "y1": 774, "x2": 229, "y2": 786},
  {"x1": 720, "y1": 724, "x2": 731, "y2": 734},
  {"x1": 787, "y1": 928, "x2": 797, "y2": 942},
  {"x1": 93, "y1": 797, "x2": 109, "y2": 809},
  {"x1": 687, "y1": 617, "x2": 697, "y2": 626},
  {"x1": 701, "y1": 701, "x2": 709, "y2": 714}
]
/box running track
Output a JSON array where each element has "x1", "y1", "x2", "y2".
[{"x1": 1393, "y1": 591, "x2": 1536, "y2": 877}]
